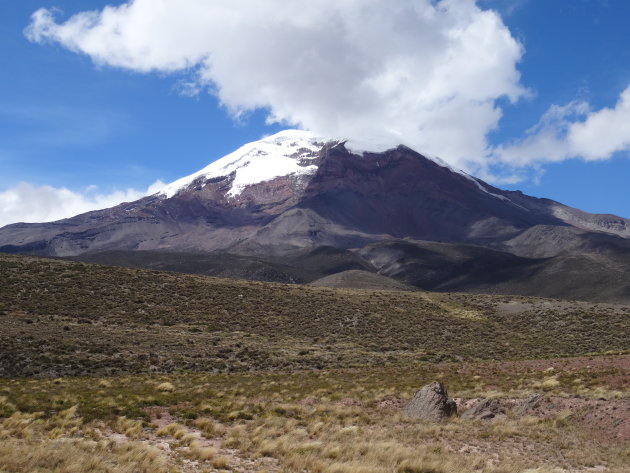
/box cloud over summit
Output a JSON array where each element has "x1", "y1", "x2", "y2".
[
  {"x1": 25, "y1": 0, "x2": 630, "y2": 176},
  {"x1": 26, "y1": 0, "x2": 525, "y2": 170}
]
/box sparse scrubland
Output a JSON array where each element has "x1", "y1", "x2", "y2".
[
  {"x1": 1, "y1": 254, "x2": 629, "y2": 377},
  {"x1": 0, "y1": 253, "x2": 629, "y2": 472}
]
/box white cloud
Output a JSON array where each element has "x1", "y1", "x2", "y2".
[
  {"x1": 26, "y1": 0, "x2": 630, "y2": 183},
  {"x1": 495, "y1": 85, "x2": 630, "y2": 165},
  {"x1": 0, "y1": 180, "x2": 165, "y2": 227},
  {"x1": 25, "y1": 0, "x2": 526, "y2": 171}
]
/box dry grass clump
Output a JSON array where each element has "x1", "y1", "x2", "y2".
[
  {"x1": 0, "y1": 396, "x2": 16, "y2": 417},
  {"x1": 0, "y1": 406, "x2": 83, "y2": 442},
  {"x1": 194, "y1": 417, "x2": 226, "y2": 437},
  {"x1": 187, "y1": 441, "x2": 217, "y2": 461},
  {"x1": 179, "y1": 431, "x2": 201, "y2": 446},
  {"x1": 539, "y1": 376, "x2": 561, "y2": 391},
  {"x1": 0, "y1": 403, "x2": 168, "y2": 473},
  {"x1": 575, "y1": 385, "x2": 624, "y2": 400},
  {"x1": 211, "y1": 455, "x2": 231, "y2": 468},
  {"x1": 0, "y1": 412, "x2": 43, "y2": 440},
  {"x1": 238, "y1": 410, "x2": 475, "y2": 472},
  {"x1": 156, "y1": 382, "x2": 175, "y2": 392},
  {"x1": 155, "y1": 422, "x2": 187, "y2": 439},
  {"x1": 114, "y1": 416, "x2": 145, "y2": 439},
  {"x1": 99, "y1": 379, "x2": 112, "y2": 388},
  {"x1": 0, "y1": 438, "x2": 167, "y2": 473}
]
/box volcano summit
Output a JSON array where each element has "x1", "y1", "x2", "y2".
[{"x1": 1, "y1": 130, "x2": 630, "y2": 302}]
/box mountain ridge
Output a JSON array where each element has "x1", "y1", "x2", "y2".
[{"x1": 1, "y1": 129, "x2": 629, "y2": 301}]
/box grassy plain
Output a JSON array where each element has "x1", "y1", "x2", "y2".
[{"x1": 0, "y1": 253, "x2": 629, "y2": 472}]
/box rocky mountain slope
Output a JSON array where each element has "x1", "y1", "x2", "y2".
[{"x1": 1, "y1": 129, "x2": 629, "y2": 301}]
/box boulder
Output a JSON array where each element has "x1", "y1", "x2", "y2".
[
  {"x1": 403, "y1": 382, "x2": 457, "y2": 421},
  {"x1": 461, "y1": 398, "x2": 505, "y2": 421}
]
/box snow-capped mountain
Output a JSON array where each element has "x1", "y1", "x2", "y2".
[
  {"x1": 159, "y1": 130, "x2": 339, "y2": 199},
  {"x1": 158, "y1": 129, "x2": 521, "y2": 207},
  {"x1": 2, "y1": 130, "x2": 630, "y2": 302}
]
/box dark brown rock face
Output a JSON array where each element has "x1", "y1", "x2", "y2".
[{"x1": 403, "y1": 382, "x2": 457, "y2": 421}]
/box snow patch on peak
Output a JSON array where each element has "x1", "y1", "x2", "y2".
[
  {"x1": 158, "y1": 130, "x2": 340, "y2": 199},
  {"x1": 158, "y1": 128, "x2": 523, "y2": 209}
]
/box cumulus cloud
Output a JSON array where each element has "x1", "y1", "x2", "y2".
[
  {"x1": 0, "y1": 181, "x2": 165, "y2": 227},
  {"x1": 25, "y1": 0, "x2": 526, "y2": 170},
  {"x1": 24, "y1": 0, "x2": 630, "y2": 182},
  {"x1": 495, "y1": 85, "x2": 630, "y2": 165}
]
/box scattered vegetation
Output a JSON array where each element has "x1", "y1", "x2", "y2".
[
  {"x1": 1, "y1": 253, "x2": 629, "y2": 471},
  {"x1": 0, "y1": 254, "x2": 628, "y2": 377},
  {"x1": 0, "y1": 360, "x2": 628, "y2": 472}
]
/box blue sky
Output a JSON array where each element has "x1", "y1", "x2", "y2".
[
  {"x1": 0, "y1": 1, "x2": 285, "y2": 190},
  {"x1": 484, "y1": 0, "x2": 630, "y2": 214},
  {"x1": 1, "y1": 0, "x2": 630, "y2": 225}
]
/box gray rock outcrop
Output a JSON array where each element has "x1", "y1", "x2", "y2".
[
  {"x1": 404, "y1": 382, "x2": 457, "y2": 421},
  {"x1": 514, "y1": 393, "x2": 544, "y2": 415},
  {"x1": 461, "y1": 398, "x2": 505, "y2": 421}
]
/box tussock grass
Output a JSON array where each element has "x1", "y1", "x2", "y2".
[
  {"x1": 0, "y1": 438, "x2": 167, "y2": 473},
  {"x1": 188, "y1": 442, "x2": 217, "y2": 461},
  {"x1": 156, "y1": 423, "x2": 186, "y2": 439},
  {"x1": 0, "y1": 361, "x2": 628, "y2": 472},
  {"x1": 211, "y1": 455, "x2": 230, "y2": 469},
  {"x1": 156, "y1": 382, "x2": 175, "y2": 392},
  {"x1": 0, "y1": 402, "x2": 168, "y2": 472},
  {"x1": 114, "y1": 416, "x2": 146, "y2": 439}
]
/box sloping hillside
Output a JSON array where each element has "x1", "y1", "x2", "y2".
[
  {"x1": 308, "y1": 270, "x2": 415, "y2": 291},
  {"x1": 1, "y1": 253, "x2": 628, "y2": 377}
]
